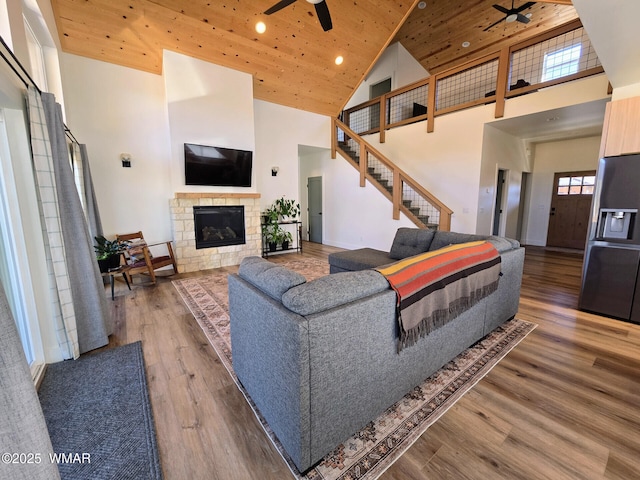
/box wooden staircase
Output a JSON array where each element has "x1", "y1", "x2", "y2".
[{"x1": 333, "y1": 118, "x2": 452, "y2": 231}]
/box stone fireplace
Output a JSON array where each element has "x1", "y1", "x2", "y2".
[{"x1": 170, "y1": 193, "x2": 261, "y2": 272}]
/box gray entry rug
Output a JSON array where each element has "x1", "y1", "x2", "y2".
[
  {"x1": 38, "y1": 341, "x2": 162, "y2": 480},
  {"x1": 173, "y1": 258, "x2": 537, "y2": 480}
]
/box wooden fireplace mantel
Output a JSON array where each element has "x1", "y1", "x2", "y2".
[{"x1": 174, "y1": 192, "x2": 261, "y2": 199}]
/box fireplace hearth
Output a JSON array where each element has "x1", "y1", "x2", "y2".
[{"x1": 194, "y1": 205, "x2": 246, "y2": 249}]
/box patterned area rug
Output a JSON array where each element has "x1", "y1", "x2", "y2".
[{"x1": 172, "y1": 258, "x2": 536, "y2": 480}]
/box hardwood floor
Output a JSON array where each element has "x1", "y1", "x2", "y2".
[{"x1": 105, "y1": 243, "x2": 640, "y2": 479}]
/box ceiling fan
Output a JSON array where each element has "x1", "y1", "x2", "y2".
[
  {"x1": 264, "y1": 0, "x2": 333, "y2": 32},
  {"x1": 484, "y1": 1, "x2": 535, "y2": 31}
]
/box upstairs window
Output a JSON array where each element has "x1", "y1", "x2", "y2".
[{"x1": 542, "y1": 44, "x2": 582, "y2": 82}]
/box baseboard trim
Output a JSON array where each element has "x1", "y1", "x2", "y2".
[{"x1": 32, "y1": 362, "x2": 47, "y2": 390}]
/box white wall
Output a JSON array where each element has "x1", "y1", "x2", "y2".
[
  {"x1": 164, "y1": 50, "x2": 256, "y2": 195},
  {"x1": 363, "y1": 104, "x2": 495, "y2": 234},
  {"x1": 60, "y1": 53, "x2": 173, "y2": 242},
  {"x1": 477, "y1": 126, "x2": 530, "y2": 237},
  {"x1": 254, "y1": 100, "x2": 330, "y2": 209},
  {"x1": 523, "y1": 135, "x2": 601, "y2": 246},
  {"x1": 345, "y1": 42, "x2": 428, "y2": 109},
  {"x1": 298, "y1": 146, "x2": 415, "y2": 250},
  {"x1": 505, "y1": 75, "x2": 610, "y2": 119}
]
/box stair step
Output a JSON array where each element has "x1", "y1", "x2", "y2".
[
  {"x1": 338, "y1": 132, "x2": 446, "y2": 232},
  {"x1": 338, "y1": 142, "x2": 359, "y2": 158}
]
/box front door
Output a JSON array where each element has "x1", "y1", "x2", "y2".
[{"x1": 547, "y1": 170, "x2": 596, "y2": 249}]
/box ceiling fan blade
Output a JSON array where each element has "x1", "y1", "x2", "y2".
[
  {"x1": 484, "y1": 16, "x2": 506, "y2": 31},
  {"x1": 264, "y1": 0, "x2": 297, "y2": 15},
  {"x1": 516, "y1": 13, "x2": 530, "y2": 23},
  {"x1": 314, "y1": 1, "x2": 333, "y2": 31},
  {"x1": 492, "y1": 4, "x2": 511, "y2": 14},
  {"x1": 514, "y1": 1, "x2": 536, "y2": 13}
]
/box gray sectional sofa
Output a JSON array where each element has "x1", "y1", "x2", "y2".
[{"x1": 228, "y1": 228, "x2": 524, "y2": 473}]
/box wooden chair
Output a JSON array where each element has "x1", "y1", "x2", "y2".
[{"x1": 116, "y1": 231, "x2": 178, "y2": 285}]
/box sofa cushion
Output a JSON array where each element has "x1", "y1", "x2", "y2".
[
  {"x1": 238, "y1": 256, "x2": 306, "y2": 301},
  {"x1": 327, "y1": 248, "x2": 393, "y2": 272},
  {"x1": 429, "y1": 231, "x2": 488, "y2": 251},
  {"x1": 282, "y1": 270, "x2": 390, "y2": 316},
  {"x1": 389, "y1": 228, "x2": 436, "y2": 259},
  {"x1": 429, "y1": 231, "x2": 518, "y2": 253}
]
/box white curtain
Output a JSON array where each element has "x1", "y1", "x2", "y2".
[
  {"x1": 74, "y1": 143, "x2": 103, "y2": 239},
  {"x1": 0, "y1": 279, "x2": 61, "y2": 480},
  {"x1": 73, "y1": 142, "x2": 103, "y2": 242},
  {"x1": 26, "y1": 86, "x2": 111, "y2": 357}
]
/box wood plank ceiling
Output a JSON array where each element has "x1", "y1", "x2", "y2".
[
  {"x1": 393, "y1": 0, "x2": 578, "y2": 76},
  {"x1": 50, "y1": 0, "x2": 577, "y2": 117}
]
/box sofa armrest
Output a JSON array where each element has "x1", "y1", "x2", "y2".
[
  {"x1": 483, "y1": 246, "x2": 525, "y2": 333},
  {"x1": 238, "y1": 256, "x2": 306, "y2": 301},
  {"x1": 282, "y1": 270, "x2": 390, "y2": 316},
  {"x1": 229, "y1": 273, "x2": 312, "y2": 471}
]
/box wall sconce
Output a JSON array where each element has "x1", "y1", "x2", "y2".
[
  {"x1": 120, "y1": 153, "x2": 132, "y2": 168},
  {"x1": 271, "y1": 166, "x2": 279, "y2": 177}
]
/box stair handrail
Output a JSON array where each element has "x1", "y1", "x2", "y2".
[{"x1": 334, "y1": 118, "x2": 453, "y2": 231}]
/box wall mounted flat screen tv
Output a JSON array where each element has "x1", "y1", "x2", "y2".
[{"x1": 184, "y1": 143, "x2": 253, "y2": 187}]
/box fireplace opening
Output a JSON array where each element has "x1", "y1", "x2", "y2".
[{"x1": 193, "y1": 206, "x2": 246, "y2": 249}]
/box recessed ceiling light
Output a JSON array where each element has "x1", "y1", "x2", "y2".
[
  {"x1": 255, "y1": 21, "x2": 266, "y2": 34},
  {"x1": 418, "y1": 2, "x2": 427, "y2": 9},
  {"x1": 335, "y1": 55, "x2": 344, "y2": 66},
  {"x1": 462, "y1": 41, "x2": 470, "y2": 48}
]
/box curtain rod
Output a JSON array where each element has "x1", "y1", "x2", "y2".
[{"x1": 0, "y1": 35, "x2": 79, "y2": 145}]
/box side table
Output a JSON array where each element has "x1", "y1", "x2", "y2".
[{"x1": 102, "y1": 265, "x2": 132, "y2": 300}]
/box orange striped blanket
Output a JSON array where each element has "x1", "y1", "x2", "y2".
[{"x1": 375, "y1": 241, "x2": 501, "y2": 352}]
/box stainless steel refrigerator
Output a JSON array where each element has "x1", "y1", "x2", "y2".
[{"x1": 579, "y1": 154, "x2": 640, "y2": 324}]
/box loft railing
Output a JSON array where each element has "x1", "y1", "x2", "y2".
[
  {"x1": 342, "y1": 19, "x2": 604, "y2": 142},
  {"x1": 333, "y1": 118, "x2": 453, "y2": 231}
]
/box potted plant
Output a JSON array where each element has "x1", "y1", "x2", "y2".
[
  {"x1": 94, "y1": 235, "x2": 128, "y2": 273},
  {"x1": 261, "y1": 205, "x2": 279, "y2": 225},
  {"x1": 262, "y1": 223, "x2": 282, "y2": 252},
  {"x1": 281, "y1": 230, "x2": 293, "y2": 250},
  {"x1": 273, "y1": 196, "x2": 300, "y2": 221},
  {"x1": 262, "y1": 197, "x2": 300, "y2": 253}
]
